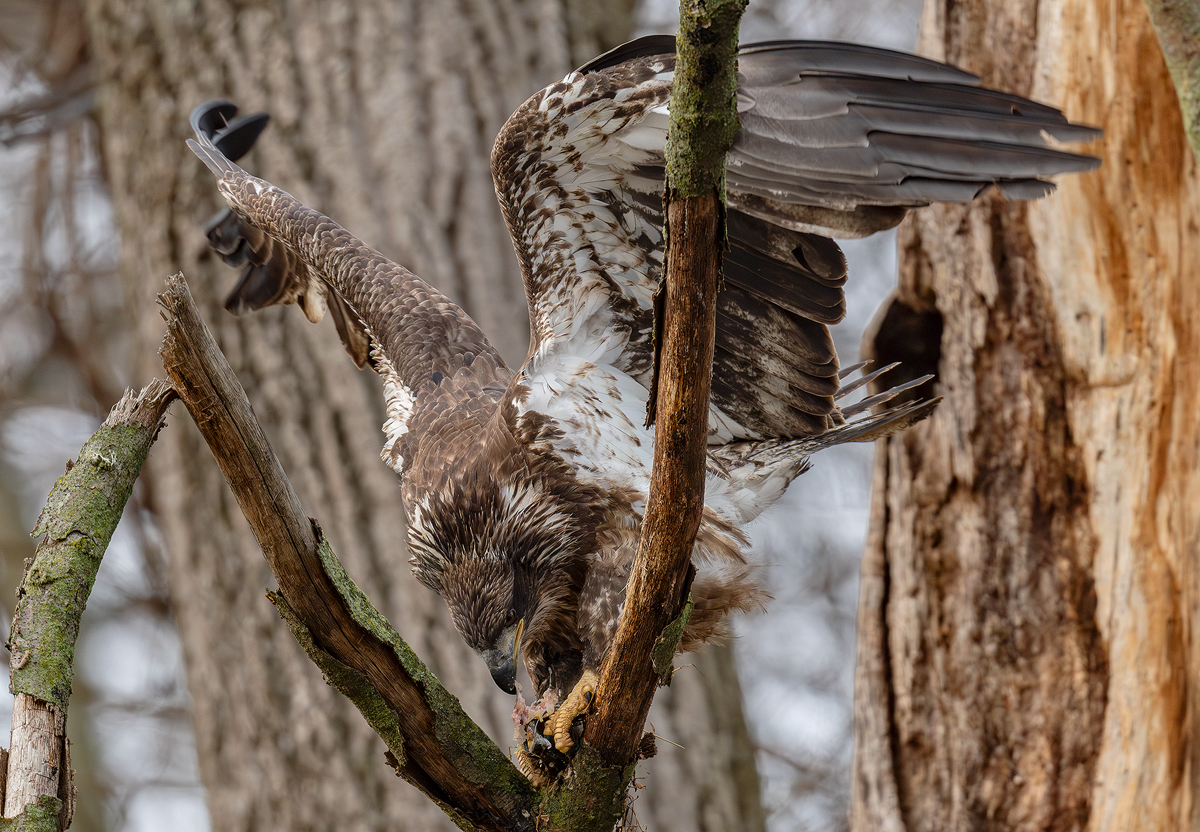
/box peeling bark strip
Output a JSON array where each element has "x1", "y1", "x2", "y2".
[
  {"x1": 4, "y1": 379, "x2": 176, "y2": 827},
  {"x1": 586, "y1": 194, "x2": 722, "y2": 770},
  {"x1": 584, "y1": 0, "x2": 745, "y2": 777}
]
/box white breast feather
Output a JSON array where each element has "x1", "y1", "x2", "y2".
[
  {"x1": 373, "y1": 347, "x2": 415, "y2": 473},
  {"x1": 520, "y1": 356, "x2": 653, "y2": 494}
]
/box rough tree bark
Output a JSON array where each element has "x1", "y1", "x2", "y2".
[
  {"x1": 78, "y1": 1, "x2": 763, "y2": 830},
  {"x1": 852, "y1": 0, "x2": 1198, "y2": 830}
]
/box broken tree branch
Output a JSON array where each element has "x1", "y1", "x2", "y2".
[
  {"x1": 4, "y1": 380, "x2": 176, "y2": 831},
  {"x1": 156, "y1": 273, "x2": 540, "y2": 832}
]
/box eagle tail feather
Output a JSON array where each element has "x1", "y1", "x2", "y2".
[
  {"x1": 706, "y1": 372, "x2": 940, "y2": 523},
  {"x1": 680, "y1": 561, "x2": 770, "y2": 651},
  {"x1": 833, "y1": 361, "x2": 901, "y2": 399},
  {"x1": 840, "y1": 373, "x2": 934, "y2": 417}
]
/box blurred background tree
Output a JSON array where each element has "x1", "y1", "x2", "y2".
[{"x1": 0, "y1": 1, "x2": 921, "y2": 831}]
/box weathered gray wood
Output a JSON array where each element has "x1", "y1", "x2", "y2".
[{"x1": 3, "y1": 696, "x2": 62, "y2": 822}]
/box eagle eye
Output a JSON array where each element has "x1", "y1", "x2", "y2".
[{"x1": 504, "y1": 608, "x2": 517, "y2": 627}]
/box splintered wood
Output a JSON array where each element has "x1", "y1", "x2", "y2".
[{"x1": 3, "y1": 696, "x2": 62, "y2": 819}]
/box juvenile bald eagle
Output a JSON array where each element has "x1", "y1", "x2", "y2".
[{"x1": 190, "y1": 35, "x2": 1098, "y2": 779}]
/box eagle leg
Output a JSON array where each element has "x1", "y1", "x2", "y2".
[{"x1": 549, "y1": 669, "x2": 599, "y2": 753}]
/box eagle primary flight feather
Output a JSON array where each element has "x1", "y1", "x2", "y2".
[{"x1": 189, "y1": 35, "x2": 1098, "y2": 779}]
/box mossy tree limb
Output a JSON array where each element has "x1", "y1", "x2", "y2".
[
  {"x1": 579, "y1": 0, "x2": 745, "y2": 799},
  {"x1": 4, "y1": 380, "x2": 177, "y2": 828},
  {"x1": 664, "y1": 0, "x2": 747, "y2": 199},
  {"x1": 10, "y1": 380, "x2": 175, "y2": 706},
  {"x1": 1143, "y1": 0, "x2": 1200, "y2": 160}
]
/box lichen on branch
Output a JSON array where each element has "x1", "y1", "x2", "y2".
[
  {"x1": 665, "y1": 0, "x2": 748, "y2": 199},
  {"x1": 5, "y1": 380, "x2": 175, "y2": 829},
  {"x1": 10, "y1": 379, "x2": 175, "y2": 706}
]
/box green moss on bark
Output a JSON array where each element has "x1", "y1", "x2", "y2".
[
  {"x1": 652, "y1": 594, "x2": 694, "y2": 685},
  {"x1": 11, "y1": 421, "x2": 158, "y2": 706},
  {"x1": 268, "y1": 591, "x2": 409, "y2": 765},
  {"x1": 665, "y1": 0, "x2": 747, "y2": 199},
  {"x1": 541, "y1": 745, "x2": 634, "y2": 832},
  {"x1": 0, "y1": 794, "x2": 63, "y2": 832},
  {"x1": 268, "y1": 593, "x2": 493, "y2": 832},
  {"x1": 309, "y1": 527, "x2": 537, "y2": 803}
]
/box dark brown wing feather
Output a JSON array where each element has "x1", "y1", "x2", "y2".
[
  {"x1": 729, "y1": 40, "x2": 1100, "y2": 229},
  {"x1": 187, "y1": 128, "x2": 509, "y2": 469},
  {"x1": 193, "y1": 102, "x2": 375, "y2": 367}
]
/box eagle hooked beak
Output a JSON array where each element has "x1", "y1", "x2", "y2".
[{"x1": 481, "y1": 618, "x2": 524, "y2": 694}]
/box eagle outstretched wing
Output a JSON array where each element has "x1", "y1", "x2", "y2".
[
  {"x1": 493, "y1": 37, "x2": 1098, "y2": 452},
  {"x1": 188, "y1": 117, "x2": 511, "y2": 480}
]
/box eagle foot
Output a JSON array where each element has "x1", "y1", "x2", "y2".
[
  {"x1": 550, "y1": 670, "x2": 599, "y2": 754},
  {"x1": 517, "y1": 716, "x2": 572, "y2": 785},
  {"x1": 513, "y1": 698, "x2": 570, "y2": 787},
  {"x1": 514, "y1": 745, "x2": 557, "y2": 789}
]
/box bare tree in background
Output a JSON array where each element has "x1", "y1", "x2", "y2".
[
  {"x1": 2, "y1": 1, "x2": 766, "y2": 829},
  {"x1": 854, "y1": 1, "x2": 1200, "y2": 830}
]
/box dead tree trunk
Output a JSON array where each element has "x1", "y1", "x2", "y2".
[
  {"x1": 80, "y1": 2, "x2": 762, "y2": 829},
  {"x1": 852, "y1": 0, "x2": 1198, "y2": 830}
]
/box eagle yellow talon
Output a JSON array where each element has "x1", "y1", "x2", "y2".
[{"x1": 550, "y1": 670, "x2": 599, "y2": 753}]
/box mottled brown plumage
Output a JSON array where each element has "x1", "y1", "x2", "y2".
[{"x1": 189, "y1": 35, "x2": 1098, "y2": 778}]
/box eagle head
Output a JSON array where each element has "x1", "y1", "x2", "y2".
[
  {"x1": 406, "y1": 479, "x2": 594, "y2": 695},
  {"x1": 438, "y1": 557, "x2": 525, "y2": 693}
]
